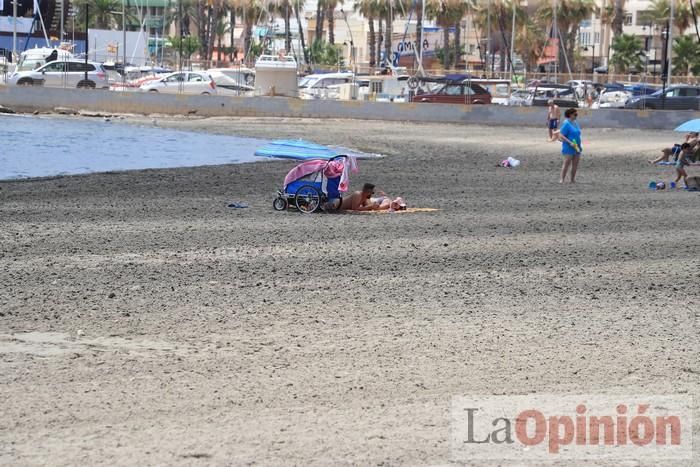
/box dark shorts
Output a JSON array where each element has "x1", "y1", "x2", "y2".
[{"x1": 548, "y1": 119, "x2": 559, "y2": 130}]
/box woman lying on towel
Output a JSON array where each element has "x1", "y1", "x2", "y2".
[{"x1": 369, "y1": 193, "x2": 407, "y2": 211}]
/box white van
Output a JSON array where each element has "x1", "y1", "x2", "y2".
[
  {"x1": 298, "y1": 72, "x2": 354, "y2": 100},
  {"x1": 16, "y1": 46, "x2": 74, "y2": 72}
]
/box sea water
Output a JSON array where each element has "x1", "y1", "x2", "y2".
[{"x1": 0, "y1": 114, "x2": 268, "y2": 180}]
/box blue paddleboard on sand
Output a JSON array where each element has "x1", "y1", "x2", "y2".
[{"x1": 255, "y1": 139, "x2": 381, "y2": 161}]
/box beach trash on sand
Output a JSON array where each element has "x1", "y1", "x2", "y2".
[
  {"x1": 649, "y1": 181, "x2": 668, "y2": 190},
  {"x1": 499, "y1": 156, "x2": 521, "y2": 168}
]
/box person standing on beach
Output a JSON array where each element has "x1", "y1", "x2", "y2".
[
  {"x1": 557, "y1": 108, "x2": 582, "y2": 184},
  {"x1": 674, "y1": 143, "x2": 692, "y2": 187},
  {"x1": 546, "y1": 100, "x2": 560, "y2": 142}
]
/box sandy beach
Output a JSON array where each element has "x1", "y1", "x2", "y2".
[{"x1": 1, "y1": 116, "x2": 698, "y2": 465}]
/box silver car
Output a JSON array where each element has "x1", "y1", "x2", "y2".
[
  {"x1": 139, "y1": 71, "x2": 218, "y2": 95},
  {"x1": 7, "y1": 60, "x2": 110, "y2": 89}
]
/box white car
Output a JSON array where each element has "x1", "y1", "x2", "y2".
[
  {"x1": 207, "y1": 67, "x2": 255, "y2": 87},
  {"x1": 596, "y1": 89, "x2": 632, "y2": 108},
  {"x1": 139, "y1": 71, "x2": 217, "y2": 95},
  {"x1": 207, "y1": 70, "x2": 255, "y2": 96},
  {"x1": 298, "y1": 72, "x2": 354, "y2": 99},
  {"x1": 7, "y1": 59, "x2": 110, "y2": 89},
  {"x1": 507, "y1": 89, "x2": 533, "y2": 106}
]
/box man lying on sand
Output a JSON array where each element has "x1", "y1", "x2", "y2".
[{"x1": 330, "y1": 183, "x2": 406, "y2": 211}]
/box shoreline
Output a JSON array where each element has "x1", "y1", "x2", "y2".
[{"x1": 1, "y1": 112, "x2": 682, "y2": 182}]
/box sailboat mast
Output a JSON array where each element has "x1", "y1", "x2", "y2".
[
  {"x1": 509, "y1": 0, "x2": 516, "y2": 75},
  {"x1": 12, "y1": 0, "x2": 17, "y2": 61},
  {"x1": 666, "y1": 0, "x2": 674, "y2": 82},
  {"x1": 60, "y1": 0, "x2": 64, "y2": 42},
  {"x1": 418, "y1": 0, "x2": 425, "y2": 74},
  {"x1": 552, "y1": 0, "x2": 558, "y2": 76}
]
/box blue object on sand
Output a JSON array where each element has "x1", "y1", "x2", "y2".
[
  {"x1": 255, "y1": 139, "x2": 380, "y2": 161},
  {"x1": 674, "y1": 119, "x2": 700, "y2": 133},
  {"x1": 255, "y1": 140, "x2": 338, "y2": 160},
  {"x1": 648, "y1": 181, "x2": 657, "y2": 189}
]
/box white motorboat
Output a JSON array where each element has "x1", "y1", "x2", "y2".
[{"x1": 254, "y1": 54, "x2": 298, "y2": 97}]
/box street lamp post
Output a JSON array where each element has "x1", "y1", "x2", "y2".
[
  {"x1": 653, "y1": 24, "x2": 659, "y2": 77},
  {"x1": 661, "y1": 23, "x2": 670, "y2": 107},
  {"x1": 584, "y1": 44, "x2": 596, "y2": 73},
  {"x1": 12, "y1": 0, "x2": 17, "y2": 63},
  {"x1": 642, "y1": 22, "x2": 651, "y2": 76}
]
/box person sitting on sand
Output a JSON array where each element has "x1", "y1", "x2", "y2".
[
  {"x1": 337, "y1": 183, "x2": 377, "y2": 211},
  {"x1": 333, "y1": 184, "x2": 407, "y2": 211},
  {"x1": 649, "y1": 132, "x2": 699, "y2": 164}
]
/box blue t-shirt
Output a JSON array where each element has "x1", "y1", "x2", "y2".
[{"x1": 560, "y1": 119, "x2": 582, "y2": 155}]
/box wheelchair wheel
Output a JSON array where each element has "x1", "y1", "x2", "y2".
[
  {"x1": 273, "y1": 197, "x2": 288, "y2": 211},
  {"x1": 294, "y1": 185, "x2": 321, "y2": 213}
]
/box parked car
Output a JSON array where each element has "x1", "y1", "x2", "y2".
[
  {"x1": 507, "y1": 89, "x2": 533, "y2": 106},
  {"x1": 207, "y1": 69, "x2": 255, "y2": 96},
  {"x1": 7, "y1": 59, "x2": 109, "y2": 89},
  {"x1": 207, "y1": 67, "x2": 255, "y2": 87},
  {"x1": 595, "y1": 88, "x2": 631, "y2": 108},
  {"x1": 565, "y1": 79, "x2": 594, "y2": 89},
  {"x1": 139, "y1": 71, "x2": 217, "y2": 95},
  {"x1": 624, "y1": 85, "x2": 700, "y2": 110},
  {"x1": 410, "y1": 80, "x2": 492, "y2": 104},
  {"x1": 530, "y1": 84, "x2": 579, "y2": 108},
  {"x1": 624, "y1": 83, "x2": 659, "y2": 97},
  {"x1": 298, "y1": 72, "x2": 354, "y2": 99}
]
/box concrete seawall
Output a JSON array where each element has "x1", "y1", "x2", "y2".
[{"x1": 1, "y1": 85, "x2": 698, "y2": 129}]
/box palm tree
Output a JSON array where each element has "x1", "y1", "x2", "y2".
[
  {"x1": 640, "y1": 0, "x2": 692, "y2": 31},
  {"x1": 240, "y1": 0, "x2": 266, "y2": 64},
  {"x1": 315, "y1": 0, "x2": 325, "y2": 42},
  {"x1": 516, "y1": 17, "x2": 547, "y2": 72},
  {"x1": 291, "y1": 0, "x2": 309, "y2": 65},
  {"x1": 491, "y1": 0, "x2": 526, "y2": 72},
  {"x1": 611, "y1": 0, "x2": 625, "y2": 38},
  {"x1": 375, "y1": 1, "x2": 386, "y2": 66},
  {"x1": 214, "y1": 16, "x2": 231, "y2": 65},
  {"x1": 78, "y1": 0, "x2": 120, "y2": 29},
  {"x1": 415, "y1": 0, "x2": 424, "y2": 64},
  {"x1": 356, "y1": 0, "x2": 379, "y2": 67},
  {"x1": 384, "y1": 0, "x2": 395, "y2": 67},
  {"x1": 227, "y1": 0, "x2": 238, "y2": 62},
  {"x1": 609, "y1": 33, "x2": 644, "y2": 72},
  {"x1": 326, "y1": 0, "x2": 344, "y2": 44},
  {"x1": 426, "y1": 0, "x2": 464, "y2": 69},
  {"x1": 537, "y1": 0, "x2": 598, "y2": 74},
  {"x1": 672, "y1": 34, "x2": 699, "y2": 74}
]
